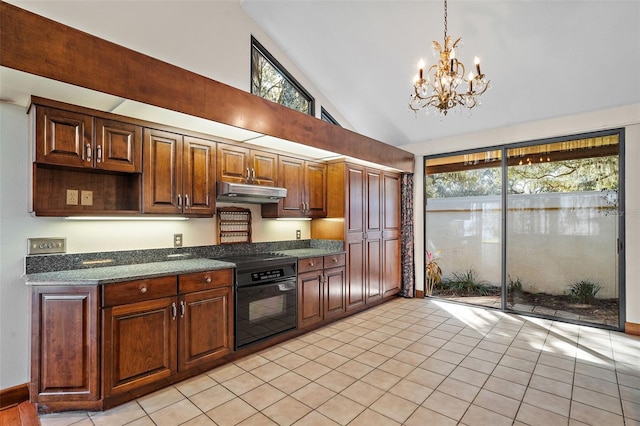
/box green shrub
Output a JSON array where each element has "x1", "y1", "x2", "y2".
[
  {"x1": 441, "y1": 269, "x2": 493, "y2": 296},
  {"x1": 568, "y1": 280, "x2": 601, "y2": 304},
  {"x1": 508, "y1": 275, "x2": 523, "y2": 293}
]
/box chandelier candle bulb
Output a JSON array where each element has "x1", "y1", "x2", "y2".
[{"x1": 475, "y1": 56, "x2": 481, "y2": 75}]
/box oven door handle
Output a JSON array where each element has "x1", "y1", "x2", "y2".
[{"x1": 277, "y1": 281, "x2": 296, "y2": 292}]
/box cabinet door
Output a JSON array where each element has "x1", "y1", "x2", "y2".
[
  {"x1": 250, "y1": 150, "x2": 278, "y2": 186},
  {"x1": 183, "y1": 136, "x2": 215, "y2": 215},
  {"x1": 382, "y1": 172, "x2": 402, "y2": 297},
  {"x1": 346, "y1": 164, "x2": 365, "y2": 236},
  {"x1": 217, "y1": 144, "x2": 250, "y2": 183},
  {"x1": 383, "y1": 238, "x2": 401, "y2": 297},
  {"x1": 35, "y1": 106, "x2": 93, "y2": 168},
  {"x1": 179, "y1": 287, "x2": 232, "y2": 372},
  {"x1": 365, "y1": 168, "x2": 383, "y2": 303},
  {"x1": 95, "y1": 118, "x2": 142, "y2": 173},
  {"x1": 298, "y1": 270, "x2": 323, "y2": 327},
  {"x1": 346, "y1": 240, "x2": 366, "y2": 311},
  {"x1": 31, "y1": 286, "x2": 99, "y2": 403},
  {"x1": 324, "y1": 266, "x2": 346, "y2": 320},
  {"x1": 103, "y1": 297, "x2": 177, "y2": 397},
  {"x1": 345, "y1": 164, "x2": 366, "y2": 311},
  {"x1": 278, "y1": 156, "x2": 305, "y2": 217},
  {"x1": 305, "y1": 161, "x2": 327, "y2": 217},
  {"x1": 143, "y1": 129, "x2": 183, "y2": 214}
]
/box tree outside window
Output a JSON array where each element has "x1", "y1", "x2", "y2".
[{"x1": 251, "y1": 37, "x2": 314, "y2": 115}]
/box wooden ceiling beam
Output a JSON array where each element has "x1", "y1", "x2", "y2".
[{"x1": 0, "y1": 2, "x2": 414, "y2": 172}]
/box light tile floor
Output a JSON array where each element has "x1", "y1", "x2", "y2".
[{"x1": 40, "y1": 297, "x2": 640, "y2": 426}]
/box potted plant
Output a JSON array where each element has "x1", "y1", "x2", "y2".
[{"x1": 425, "y1": 249, "x2": 442, "y2": 297}]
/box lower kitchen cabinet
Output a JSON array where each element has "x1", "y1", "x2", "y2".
[
  {"x1": 30, "y1": 269, "x2": 233, "y2": 412},
  {"x1": 30, "y1": 286, "x2": 100, "y2": 407},
  {"x1": 179, "y1": 286, "x2": 233, "y2": 371},
  {"x1": 103, "y1": 296, "x2": 176, "y2": 398},
  {"x1": 297, "y1": 254, "x2": 346, "y2": 328}
]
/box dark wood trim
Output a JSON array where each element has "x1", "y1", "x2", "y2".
[
  {"x1": 416, "y1": 289, "x2": 425, "y2": 298},
  {"x1": 0, "y1": 383, "x2": 29, "y2": 410},
  {"x1": 0, "y1": 2, "x2": 414, "y2": 172},
  {"x1": 626, "y1": 322, "x2": 640, "y2": 336}
]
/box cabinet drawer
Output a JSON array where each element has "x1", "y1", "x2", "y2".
[
  {"x1": 179, "y1": 269, "x2": 233, "y2": 293},
  {"x1": 297, "y1": 257, "x2": 323, "y2": 273},
  {"x1": 103, "y1": 276, "x2": 177, "y2": 307},
  {"x1": 324, "y1": 253, "x2": 346, "y2": 268}
]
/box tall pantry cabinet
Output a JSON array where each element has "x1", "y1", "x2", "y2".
[{"x1": 320, "y1": 162, "x2": 402, "y2": 312}]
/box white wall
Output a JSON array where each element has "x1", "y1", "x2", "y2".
[
  {"x1": 426, "y1": 193, "x2": 619, "y2": 298},
  {"x1": 402, "y1": 104, "x2": 640, "y2": 325}
]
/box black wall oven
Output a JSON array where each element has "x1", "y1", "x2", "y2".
[{"x1": 219, "y1": 254, "x2": 297, "y2": 350}]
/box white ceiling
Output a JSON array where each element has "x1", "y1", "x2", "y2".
[
  {"x1": 241, "y1": 0, "x2": 640, "y2": 146},
  {"x1": 3, "y1": 1, "x2": 639, "y2": 151}
]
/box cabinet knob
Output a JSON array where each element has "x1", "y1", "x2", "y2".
[
  {"x1": 205, "y1": 277, "x2": 212, "y2": 283},
  {"x1": 140, "y1": 286, "x2": 147, "y2": 293},
  {"x1": 332, "y1": 257, "x2": 338, "y2": 263},
  {"x1": 309, "y1": 261, "x2": 314, "y2": 267}
]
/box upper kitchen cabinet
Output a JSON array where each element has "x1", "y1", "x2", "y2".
[
  {"x1": 30, "y1": 98, "x2": 143, "y2": 216},
  {"x1": 217, "y1": 143, "x2": 278, "y2": 186},
  {"x1": 32, "y1": 103, "x2": 142, "y2": 173},
  {"x1": 261, "y1": 156, "x2": 327, "y2": 218},
  {"x1": 143, "y1": 129, "x2": 215, "y2": 216}
]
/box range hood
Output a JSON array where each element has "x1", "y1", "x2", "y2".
[{"x1": 216, "y1": 181, "x2": 287, "y2": 204}]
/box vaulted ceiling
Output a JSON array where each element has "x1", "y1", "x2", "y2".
[
  {"x1": 3, "y1": 1, "x2": 639, "y2": 150},
  {"x1": 242, "y1": 0, "x2": 640, "y2": 146}
]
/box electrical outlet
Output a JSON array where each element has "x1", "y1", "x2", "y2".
[
  {"x1": 174, "y1": 233, "x2": 183, "y2": 247},
  {"x1": 81, "y1": 190, "x2": 93, "y2": 206},
  {"x1": 66, "y1": 189, "x2": 78, "y2": 205},
  {"x1": 28, "y1": 238, "x2": 66, "y2": 255},
  {"x1": 296, "y1": 230, "x2": 301, "y2": 240}
]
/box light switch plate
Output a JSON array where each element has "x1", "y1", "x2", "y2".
[
  {"x1": 28, "y1": 238, "x2": 67, "y2": 255},
  {"x1": 81, "y1": 190, "x2": 93, "y2": 206}
]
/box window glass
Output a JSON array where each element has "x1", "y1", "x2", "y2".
[
  {"x1": 321, "y1": 107, "x2": 340, "y2": 126},
  {"x1": 251, "y1": 37, "x2": 314, "y2": 115}
]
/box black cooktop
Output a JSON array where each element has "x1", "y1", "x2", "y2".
[
  {"x1": 216, "y1": 253, "x2": 297, "y2": 268},
  {"x1": 215, "y1": 252, "x2": 298, "y2": 286}
]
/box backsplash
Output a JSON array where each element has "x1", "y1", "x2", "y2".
[{"x1": 24, "y1": 239, "x2": 343, "y2": 274}]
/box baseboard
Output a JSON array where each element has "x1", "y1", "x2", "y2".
[
  {"x1": 416, "y1": 289, "x2": 425, "y2": 298},
  {"x1": 626, "y1": 322, "x2": 640, "y2": 336},
  {"x1": 0, "y1": 383, "x2": 29, "y2": 410}
]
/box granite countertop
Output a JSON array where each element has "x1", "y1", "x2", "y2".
[
  {"x1": 275, "y1": 248, "x2": 345, "y2": 259},
  {"x1": 23, "y1": 243, "x2": 346, "y2": 286},
  {"x1": 24, "y1": 258, "x2": 235, "y2": 286}
]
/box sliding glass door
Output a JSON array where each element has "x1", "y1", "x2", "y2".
[
  {"x1": 424, "y1": 150, "x2": 503, "y2": 308},
  {"x1": 424, "y1": 131, "x2": 623, "y2": 328},
  {"x1": 506, "y1": 135, "x2": 620, "y2": 327}
]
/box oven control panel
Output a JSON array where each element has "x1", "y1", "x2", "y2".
[{"x1": 251, "y1": 269, "x2": 285, "y2": 282}]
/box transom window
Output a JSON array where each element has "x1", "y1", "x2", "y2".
[
  {"x1": 321, "y1": 107, "x2": 340, "y2": 126},
  {"x1": 251, "y1": 36, "x2": 314, "y2": 116}
]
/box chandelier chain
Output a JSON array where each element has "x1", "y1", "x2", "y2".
[{"x1": 443, "y1": 0, "x2": 448, "y2": 40}]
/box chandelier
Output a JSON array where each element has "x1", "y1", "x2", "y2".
[{"x1": 409, "y1": 0, "x2": 489, "y2": 115}]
